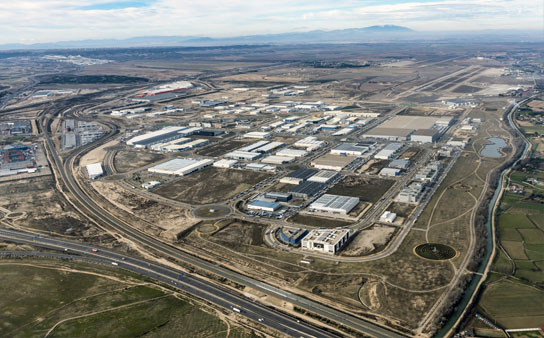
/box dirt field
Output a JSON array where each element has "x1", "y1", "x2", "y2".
[
  {"x1": 153, "y1": 168, "x2": 271, "y2": 204},
  {"x1": 195, "y1": 139, "x2": 249, "y2": 157},
  {"x1": 208, "y1": 219, "x2": 267, "y2": 247},
  {"x1": 114, "y1": 150, "x2": 167, "y2": 173},
  {"x1": 328, "y1": 175, "x2": 395, "y2": 203},
  {"x1": 92, "y1": 181, "x2": 197, "y2": 238},
  {"x1": 0, "y1": 177, "x2": 96, "y2": 237},
  {"x1": 343, "y1": 225, "x2": 396, "y2": 256}
]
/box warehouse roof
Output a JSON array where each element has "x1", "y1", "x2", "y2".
[
  {"x1": 310, "y1": 194, "x2": 359, "y2": 213},
  {"x1": 289, "y1": 181, "x2": 325, "y2": 197},
  {"x1": 412, "y1": 128, "x2": 439, "y2": 136},
  {"x1": 364, "y1": 127, "x2": 413, "y2": 137},
  {"x1": 284, "y1": 168, "x2": 318, "y2": 180}
]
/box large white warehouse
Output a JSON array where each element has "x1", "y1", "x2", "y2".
[
  {"x1": 86, "y1": 163, "x2": 103, "y2": 180},
  {"x1": 148, "y1": 158, "x2": 213, "y2": 176},
  {"x1": 310, "y1": 194, "x2": 359, "y2": 215}
]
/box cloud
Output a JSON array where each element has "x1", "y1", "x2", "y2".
[{"x1": 0, "y1": 0, "x2": 541, "y2": 44}]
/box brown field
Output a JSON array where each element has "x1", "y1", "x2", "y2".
[
  {"x1": 153, "y1": 168, "x2": 271, "y2": 204},
  {"x1": 114, "y1": 150, "x2": 167, "y2": 173},
  {"x1": 328, "y1": 175, "x2": 395, "y2": 203}
]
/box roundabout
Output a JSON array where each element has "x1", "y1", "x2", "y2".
[{"x1": 193, "y1": 204, "x2": 231, "y2": 219}]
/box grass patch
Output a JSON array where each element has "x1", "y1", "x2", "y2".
[
  {"x1": 328, "y1": 175, "x2": 394, "y2": 203},
  {"x1": 288, "y1": 213, "x2": 353, "y2": 228}
]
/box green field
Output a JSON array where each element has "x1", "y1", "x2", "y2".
[
  {"x1": 478, "y1": 279, "x2": 544, "y2": 329},
  {"x1": 0, "y1": 259, "x2": 255, "y2": 338},
  {"x1": 476, "y1": 107, "x2": 544, "y2": 331}
]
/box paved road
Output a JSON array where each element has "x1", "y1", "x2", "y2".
[
  {"x1": 40, "y1": 103, "x2": 406, "y2": 337},
  {"x1": 0, "y1": 228, "x2": 339, "y2": 338}
]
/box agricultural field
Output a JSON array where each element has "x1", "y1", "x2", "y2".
[
  {"x1": 153, "y1": 168, "x2": 271, "y2": 204},
  {"x1": 0, "y1": 259, "x2": 255, "y2": 338},
  {"x1": 472, "y1": 101, "x2": 544, "y2": 332}
]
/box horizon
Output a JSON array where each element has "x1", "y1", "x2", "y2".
[{"x1": 1, "y1": 0, "x2": 543, "y2": 45}]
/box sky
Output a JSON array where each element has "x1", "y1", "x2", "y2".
[{"x1": 0, "y1": 0, "x2": 542, "y2": 44}]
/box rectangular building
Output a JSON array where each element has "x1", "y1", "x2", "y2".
[
  {"x1": 307, "y1": 170, "x2": 338, "y2": 184},
  {"x1": 264, "y1": 192, "x2": 292, "y2": 202},
  {"x1": 363, "y1": 127, "x2": 413, "y2": 141},
  {"x1": 289, "y1": 181, "x2": 325, "y2": 199},
  {"x1": 301, "y1": 229, "x2": 350, "y2": 254},
  {"x1": 330, "y1": 143, "x2": 372, "y2": 156},
  {"x1": 280, "y1": 168, "x2": 318, "y2": 185},
  {"x1": 311, "y1": 154, "x2": 355, "y2": 171},
  {"x1": 148, "y1": 158, "x2": 213, "y2": 176},
  {"x1": 276, "y1": 148, "x2": 308, "y2": 158},
  {"x1": 261, "y1": 155, "x2": 295, "y2": 165},
  {"x1": 243, "y1": 131, "x2": 270, "y2": 139},
  {"x1": 379, "y1": 167, "x2": 401, "y2": 176},
  {"x1": 213, "y1": 159, "x2": 237, "y2": 168},
  {"x1": 247, "y1": 199, "x2": 281, "y2": 212},
  {"x1": 86, "y1": 163, "x2": 103, "y2": 180},
  {"x1": 224, "y1": 151, "x2": 262, "y2": 161},
  {"x1": 310, "y1": 194, "x2": 359, "y2": 215},
  {"x1": 126, "y1": 126, "x2": 188, "y2": 148},
  {"x1": 411, "y1": 129, "x2": 440, "y2": 143}
]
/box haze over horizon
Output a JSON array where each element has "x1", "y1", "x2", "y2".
[{"x1": 1, "y1": 0, "x2": 543, "y2": 46}]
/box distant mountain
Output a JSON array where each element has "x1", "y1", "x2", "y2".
[
  {"x1": 0, "y1": 25, "x2": 415, "y2": 50},
  {"x1": 0, "y1": 25, "x2": 541, "y2": 51}
]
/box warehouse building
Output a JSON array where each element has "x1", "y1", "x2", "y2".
[
  {"x1": 265, "y1": 192, "x2": 292, "y2": 202},
  {"x1": 294, "y1": 136, "x2": 325, "y2": 151},
  {"x1": 262, "y1": 155, "x2": 295, "y2": 165},
  {"x1": 301, "y1": 228, "x2": 350, "y2": 254},
  {"x1": 330, "y1": 143, "x2": 373, "y2": 156},
  {"x1": 397, "y1": 182, "x2": 425, "y2": 203},
  {"x1": 276, "y1": 148, "x2": 308, "y2": 158},
  {"x1": 311, "y1": 154, "x2": 355, "y2": 171},
  {"x1": 247, "y1": 199, "x2": 281, "y2": 212},
  {"x1": 363, "y1": 127, "x2": 413, "y2": 141},
  {"x1": 411, "y1": 129, "x2": 440, "y2": 143},
  {"x1": 239, "y1": 141, "x2": 270, "y2": 152},
  {"x1": 150, "y1": 138, "x2": 191, "y2": 151},
  {"x1": 374, "y1": 143, "x2": 403, "y2": 160},
  {"x1": 243, "y1": 131, "x2": 270, "y2": 139},
  {"x1": 253, "y1": 141, "x2": 284, "y2": 154},
  {"x1": 213, "y1": 159, "x2": 237, "y2": 168},
  {"x1": 308, "y1": 170, "x2": 338, "y2": 184},
  {"x1": 126, "y1": 126, "x2": 201, "y2": 148},
  {"x1": 379, "y1": 167, "x2": 401, "y2": 176},
  {"x1": 289, "y1": 181, "x2": 326, "y2": 199},
  {"x1": 380, "y1": 211, "x2": 397, "y2": 223},
  {"x1": 245, "y1": 163, "x2": 276, "y2": 172},
  {"x1": 310, "y1": 194, "x2": 359, "y2": 215},
  {"x1": 224, "y1": 151, "x2": 262, "y2": 161},
  {"x1": 279, "y1": 228, "x2": 308, "y2": 246},
  {"x1": 148, "y1": 158, "x2": 213, "y2": 176},
  {"x1": 389, "y1": 159, "x2": 411, "y2": 169},
  {"x1": 280, "y1": 168, "x2": 318, "y2": 185},
  {"x1": 86, "y1": 163, "x2": 103, "y2": 180}
]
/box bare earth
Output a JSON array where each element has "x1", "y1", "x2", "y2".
[{"x1": 343, "y1": 225, "x2": 396, "y2": 256}]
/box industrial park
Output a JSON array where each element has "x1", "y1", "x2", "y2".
[{"x1": 0, "y1": 25, "x2": 543, "y2": 338}]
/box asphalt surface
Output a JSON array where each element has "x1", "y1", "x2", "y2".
[
  {"x1": 0, "y1": 228, "x2": 339, "y2": 338},
  {"x1": 39, "y1": 109, "x2": 406, "y2": 338}
]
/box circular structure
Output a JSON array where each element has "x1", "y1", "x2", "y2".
[
  {"x1": 414, "y1": 243, "x2": 457, "y2": 261},
  {"x1": 193, "y1": 205, "x2": 231, "y2": 218},
  {"x1": 453, "y1": 183, "x2": 472, "y2": 191}
]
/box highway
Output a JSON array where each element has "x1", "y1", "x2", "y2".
[
  {"x1": 0, "y1": 228, "x2": 338, "y2": 338},
  {"x1": 39, "y1": 101, "x2": 406, "y2": 337}
]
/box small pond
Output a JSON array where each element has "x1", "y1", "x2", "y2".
[{"x1": 480, "y1": 137, "x2": 507, "y2": 158}]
